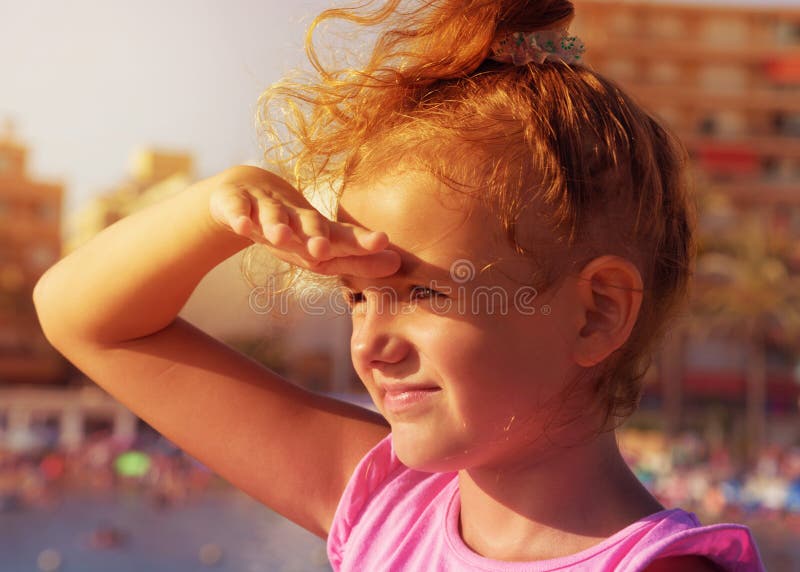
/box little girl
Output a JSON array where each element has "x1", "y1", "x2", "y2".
[{"x1": 33, "y1": 0, "x2": 765, "y2": 570}]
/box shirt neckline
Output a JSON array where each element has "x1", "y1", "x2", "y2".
[{"x1": 442, "y1": 480, "x2": 684, "y2": 571}]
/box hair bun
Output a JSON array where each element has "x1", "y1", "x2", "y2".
[
  {"x1": 496, "y1": 0, "x2": 575, "y2": 33},
  {"x1": 403, "y1": 0, "x2": 576, "y2": 79}
]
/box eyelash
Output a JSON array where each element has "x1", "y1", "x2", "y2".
[{"x1": 345, "y1": 285, "x2": 445, "y2": 307}]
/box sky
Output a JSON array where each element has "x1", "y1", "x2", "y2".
[
  {"x1": 1, "y1": 0, "x2": 330, "y2": 215},
  {"x1": 2, "y1": 0, "x2": 799, "y2": 217}
]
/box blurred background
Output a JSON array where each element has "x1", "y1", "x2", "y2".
[{"x1": 1, "y1": 0, "x2": 799, "y2": 570}]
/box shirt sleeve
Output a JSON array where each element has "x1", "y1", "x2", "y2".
[
  {"x1": 625, "y1": 523, "x2": 766, "y2": 572},
  {"x1": 326, "y1": 433, "x2": 398, "y2": 570}
]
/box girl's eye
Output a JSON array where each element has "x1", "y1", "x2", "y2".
[
  {"x1": 345, "y1": 291, "x2": 365, "y2": 308},
  {"x1": 341, "y1": 285, "x2": 445, "y2": 309},
  {"x1": 409, "y1": 286, "x2": 444, "y2": 301}
]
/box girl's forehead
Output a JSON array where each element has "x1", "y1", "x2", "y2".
[
  {"x1": 337, "y1": 169, "x2": 470, "y2": 227},
  {"x1": 336, "y1": 170, "x2": 528, "y2": 282},
  {"x1": 336, "y1": 171, "x2": 482, "y2": 239}
]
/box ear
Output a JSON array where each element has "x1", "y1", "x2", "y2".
[{"x1": 571, "y1": 255, "x2": 644, "y2": 368}]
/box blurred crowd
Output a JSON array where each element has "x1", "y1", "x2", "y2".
[
  {"x1": 3, "y1": 425, "x2": 800, "y2": 526},
  {"x1": 620, "y1": 429, "x2": 800, "y2": 532},
  {"x1": 1, "y1": 425, "x2": 797, "y2": 570},
  {"x1": 1, "y1": 423, "x2": 799, "y2": 571},
  {"x1": 0, "y1": 427, "x2": 218, "y2": 516}
]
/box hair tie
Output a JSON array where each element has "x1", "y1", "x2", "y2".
[{"x1": 489, "y1": 29, "x2": 586, "y2": 66}]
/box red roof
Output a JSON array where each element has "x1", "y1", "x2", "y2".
[{"x1": 651, "y1": 370, "x2": 800, "y2": 405}]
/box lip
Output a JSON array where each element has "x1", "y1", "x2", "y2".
[{"x1": 380, "y1": 384, "x2": 441, "y2": 416}]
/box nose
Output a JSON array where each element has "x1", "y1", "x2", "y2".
[{"x1": 350, "y1": 292, "x2": 411, "y2": 369}]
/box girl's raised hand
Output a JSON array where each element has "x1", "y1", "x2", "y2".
[{"x1": 208, "y1": 166, "x2": 401, "y2": 278}]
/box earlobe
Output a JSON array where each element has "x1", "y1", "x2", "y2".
[{"x1": 571, "y1": 255, "x2": 644, "y2": 368}]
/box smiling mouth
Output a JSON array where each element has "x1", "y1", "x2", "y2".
[{"x1": 381, "y1": 386, "x2": 441, "y2": 416}]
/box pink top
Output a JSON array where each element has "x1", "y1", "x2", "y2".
[{"x1": 328, "y1": 434, "x2": 765, "y2": 571}]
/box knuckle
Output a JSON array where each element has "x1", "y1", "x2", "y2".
[
  {"x1": 303, "y1": 211, "x2": 329, "y2": 232},
  {"x1": 300, "y1": 208, "x2": 324, "y2": 222},
  {"x1": 259, "y1": 204, "x2": 286, "y2": 223},
  {"x1": 226, "y1": 191, "x2": 251, "y2": 209},
  {"x1": 245, "y1": 184, "x2": 277, "y2": 200}
]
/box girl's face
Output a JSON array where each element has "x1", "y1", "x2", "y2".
[{"x1": 337, "y1": 169, "x2": 591, "y2": 472}]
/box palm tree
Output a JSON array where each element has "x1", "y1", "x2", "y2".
[{"x1": 690, "y1": 191, "x2": 800, "y2": 466}]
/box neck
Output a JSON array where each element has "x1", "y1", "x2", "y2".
[{"x1": 457, "y1": 430, "x2": 664, "y2": 562}]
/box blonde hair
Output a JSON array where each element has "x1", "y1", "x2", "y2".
[{"x1": 253, "y1": 0, "x2": 696, "y2": 429}]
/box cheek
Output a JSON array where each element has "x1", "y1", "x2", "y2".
[
  {"x1": 442, "y1": 315, "x2": 570, "y2": 410},
  {"x1": 421, "y1": 318, "x2": 539, "y2": 409}
]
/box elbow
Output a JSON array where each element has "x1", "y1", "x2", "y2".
[
  {"x1": 32, "y1": 272, "x2": 47, "y2": 310},
  {"x1": 32, "y1": 270, "x2": 62, "y2": 346},
  {"x1": 32, "y1": 273, "x2": 50, "y2": 325}
]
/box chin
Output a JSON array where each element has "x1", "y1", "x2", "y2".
[{"x1": 390, "y1": 426, "x2": 474, "y2": 473}]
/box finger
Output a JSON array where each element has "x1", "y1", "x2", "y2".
[
  {"x1": 326, "y1": 224, "x2": 389, "y2": 257},
  {"x1": 307, "y1": 236, "x2": 332, "y2": 260},
  {"x1": 249, "y1": 200, "x2": 332, "y2": 268},
  {"x1": 289, "y1": 208, "x2": 332, "y2": 260},
  {"x1": 210, "y1": 186, "x2": 253, "y2": 234},
  {"x1": 232, "y1": 215, "x2": 253, "y2": 237},
  {"x1": 310, "y1": 249, "x2": 402, "y2": 278},
  {"x1": 247, "y1": 191, "x2": 299, "y2": 247}
]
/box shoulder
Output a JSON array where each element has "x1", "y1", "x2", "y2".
[
  {"x1": 630, "y1": 513, "x2": 765, "y2": 572},
  {"x1": 643, "y1": 555, "x2": 722, "y2": 572}
]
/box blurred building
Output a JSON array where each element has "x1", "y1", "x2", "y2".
[
  {"x1": 0, "y1": 126, "x2": 67, "y2": 384},
  {"x1": 66, "y1": 148, "x2": 194, "y2": 253},
  {"x1": 574, "y1": 1, "x2": 800, "y2": 444},
  {"x1": 0, "y1": 385, "x2": 137, "y2": 451},
  {"x1": 575, "y1": 1, "x2": 800, "y2": 182}
]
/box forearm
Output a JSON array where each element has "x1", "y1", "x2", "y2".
[{"x1": 33, "y1": 175, "x2": 252, "y2": 345}]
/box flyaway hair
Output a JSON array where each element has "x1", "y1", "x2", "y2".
[{"x1": 254, "y1": 0, "x2": 696, "y2": 430}]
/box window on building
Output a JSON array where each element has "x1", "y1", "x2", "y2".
[
  {"x1": 698, "y1": 65, "x2": 748, "y2": 93},
  {"x1": 685, "y1": 335, "x2": 747, "y2": 372},
  {"x1": 647, "y1": 13, "x2": 686, "y2": 41},
  {"x1": 654, "y1": 107, "x2": 682, "y2": 131},
  {"x1": 0, "y1": 263, "x2": 25, "y2": 292},
  {"x1": 36, "y1": 202, "x2": 58, "y2": 222},
  {"x1": 698, "y1": 115, "x2": 718, "y2": 135},
  {"x1": 702, "y1": 18, "x2": 749, "y2": 46},
  {"x1": 714, "y1": 110, "x2": 747, "y2": 137},
  {"x1": 31, "y1": 412, "x2": 61, "y2": 448},
  {"x1": 604, "y1": 58, "x2": 637, "y2": 82},
  {"x1": 789, "y1": 208, "x2": 800, "y2": 237},
  {"x1": 772, "y1": 112, "x2": 800, "y2": 137},
  {"x1": 608, "y1": 10, "x2": 637, "y2": 37},
  {"x1": 697, "y1": 110, "x2": 748, "y2": 138},
  {"x1": 765, "y1": 338, "x2": 797, "y2": 372},
  {"x1": 776, "y1": 20, "x2": 800, "y2": 45},
  {"x1": 83, "y1": 415, "x2": 114, "y2": 439},
  {"x1": 649, "y1": 61, "x2": 681, "y2": 85},
  {"x1": 28, "y1": 245, "x2": 57, "y2": 272}
]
